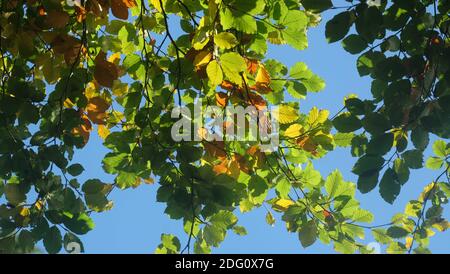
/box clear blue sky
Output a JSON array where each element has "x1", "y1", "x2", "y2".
[{"x1": 70, "y1": 11, "x2": 450, "y2": 254}]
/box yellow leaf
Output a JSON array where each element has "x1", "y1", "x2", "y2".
[
  {"x1": 405, "y1": 237, "x2": 413, "y2": 249},
  {"x1": 308, "y1": 107, "x2": 329, "y2": 125},
  {"x1": 266, "y1": 211, "x2": 275, "y2": 226},
  {"x1": 112, "y1": 80, "x2": 129, "y2": 96},
  {"x1": 144, "y1": 177, "x2": 155, "y2": 185},
  {"x1": 432, "y1": 220, "x2": 450, "y2": 232},
  {"x1": 151, "y1": 0, "x2": 163, "y2": 12},
  {"x1": 272, "y1": 199, "x2": 295, "y2": 212},
  {"x1": 253, "y1": 64, "x2": 272, "y2": 93},
  {"x1": 284, "y1": 124, "x2": 303, "y2": 138},
  {"x1": 193, "y1": 51, "x2": 212, "y2": 69},
  {"x1": 275, "y1": 105, "x2": 299, "y2": 124},
  {"x1": 255, "y1": 64, "x2": 271, "y2": 85},
  {"x1": 419, "y1": 183, "x2": 435, "y2": 202},
  {"x1": 108, "y1": 52, "x2": 121, "y2": 65},
  {"x1": 64, "y1": 98, "x2": 75, "y2": 108},
  {"x1": 97, "y1": 124, "x2": 110, "y2": 140},
  {"x1": 19, "y1": 207, "x2": 30, "y2": 217},
  {"x1": 34, "y1": 200, "x2": 44, "y2": 211},
  {"x1": 85, "y1": 81, "x2": 100, "y2": 99},
  {"x1": 206, "y1": 60, "x2": 223, "y2": 87}
]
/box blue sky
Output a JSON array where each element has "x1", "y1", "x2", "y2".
[{"x1": 70, "y1": 10, "x2": 450, "y2": 254}]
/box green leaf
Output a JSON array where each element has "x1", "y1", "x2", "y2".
[
  {"x1": 155, "y1": 234, "x2": 180, "y2": 254},
  {"x1": 4, "y1": 183, "x2": 26, "y2": 206},
  {"x1": 352, "y1": 209, "x2": 374, "y2": 223},
  {"x1": 232, "y1": 226, "x2": 247, "y2": 236},
  {"x1": 352, "y1": 155, "x2": 385, "y2": 176},
  {"x1": 210, "y1": 211, "x2": 238, "y2": 230},
  {"x1": 290, "y1": 62, "x2": 312, "y2": 79},
  {"x1": 203, "y1": 225, "x2": 225, "y2": 247},
  {"x1": 362, "y1": 113, "x2": 391, "y2": 135},
  {"x1": 18, "y1": 230, "x2": 35, "y2": 253},
  {"x1": 342, "y1": 34, "x2": 368, "y2": 54},
  {"x1": 334, "y1": 132, "x2": 354, "y2": 147},
  {"x1": 357, "y1": 171, "x2": 379, "y2": 194},
  {"x1": 43, "y1": 226, "x2": 62, "y2": 254},
  {"x1": 303, "y1": 74, "x2": 325, "y2": 92},
  {"x1": 279, "y1": 10, "x2": 308, "y2": 31},
  {"x1": 63, "y1": 213, "x2": 95, "y2": 235},
  {"x1": 432, "y1": 140, "x2": 447, "y2": 157},
  {"x1": 286, "y1": 81, "x2": 307, "y2": 99},
  {"x1": 402, "y1": 150, "x2": 423, "y2": 169},
  {"x1": 63, "y1": 232, "x2": 85, "y2": 253},
  {"x1": 301, "y1": 0, "x2": 333, "y2": 13},
  {"x1": 214, "y1": 32, "x2": 239, "y2": 49},
  {"x1": 326, "y1": 11, "x2": 353, "y2": 43},
  {"x1": 366, "y1": 133, "x2": 394, "y2": 155},
  {"x1": 220, "y1": 52, "x2": 246, "y2": 85},
  {"x1": 325, "y1": 170, "x2": 344, "y2": 198},
  {"x1": 275, "y1": 177, "x2": 291, "y2": 199},
  {"x1": 248, "y1": 175, "x2": 269, "y2": 204},
  {"x1": 67, "y1": 164, "x2": 84, "y2": 176},
  {"x1": 372, "y1": 228, "x2": 392, "y2": 244},
  {"x1": 411, "y1": 127, "x2": 429, "y2": 150},
  {"x1": 393, "y1": 158, "x2": 410, "y2": 185},
  {"x1": 425, "y1": 157, "x2": 444, "y2": 170},
  {"x1": 82, "y1": 179, "x2": 106, "y2": 194},
  {"x1": 298, "y1": 220, "x2": 317, "y2": 248},
  {"x1": 220, "y1": 9, "x2": 257, "y2": 34},
  {"x1": 379, "y1": 168, "x2": 401, "y2": 204},
  {"x1": 387, "y1": 226, "x2": 409, "y2": 238},
  {"x1": 333, "y1": 113, "x2": 362, "y2": 133}
]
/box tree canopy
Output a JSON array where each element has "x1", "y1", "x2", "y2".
[{"x1": 0, "y1": 0, "x2": 449, "y2": 254}]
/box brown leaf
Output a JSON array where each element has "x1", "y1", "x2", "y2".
[
  {"x1": 111, "y1": 0, "x2": 129, "y2": 20},
  {"x1": 94, "y1": 52, "x2": 119, "y2": 88},
  {"x1": 296, "y1": 136, "x2": 318, "y2": 155},
  {"x1": 86, "y1": 96, "x2": 110, "y2": 125},
  {"x1": 72, "y1": 114, "x2": 92, "y2": 145},
  {"x1": 45, "y1": 10, "x2": 70, "y2": 29},
  {"x1": 247, "y1": 92, "x2": 267, "y2": 110},
  {"x1": 75, "y1": 5, "x2": 87, "y2": 22}
]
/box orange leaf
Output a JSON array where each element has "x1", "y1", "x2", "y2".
[
  {"x1": 323, "y1": 210, "x2": 332, "y2": 219},
  {"x1": 123, "y1": 0, "x2": 137, "y2": 8},
  {"x1": 216, "y1": 92, "x2": 228, "y2": 108},
  {"x1": 37, "y1": 6, "x2": 46, "y2": 16},
  {"x1": 246, "y1": 58, "x2": 259, "y2": 74}
]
